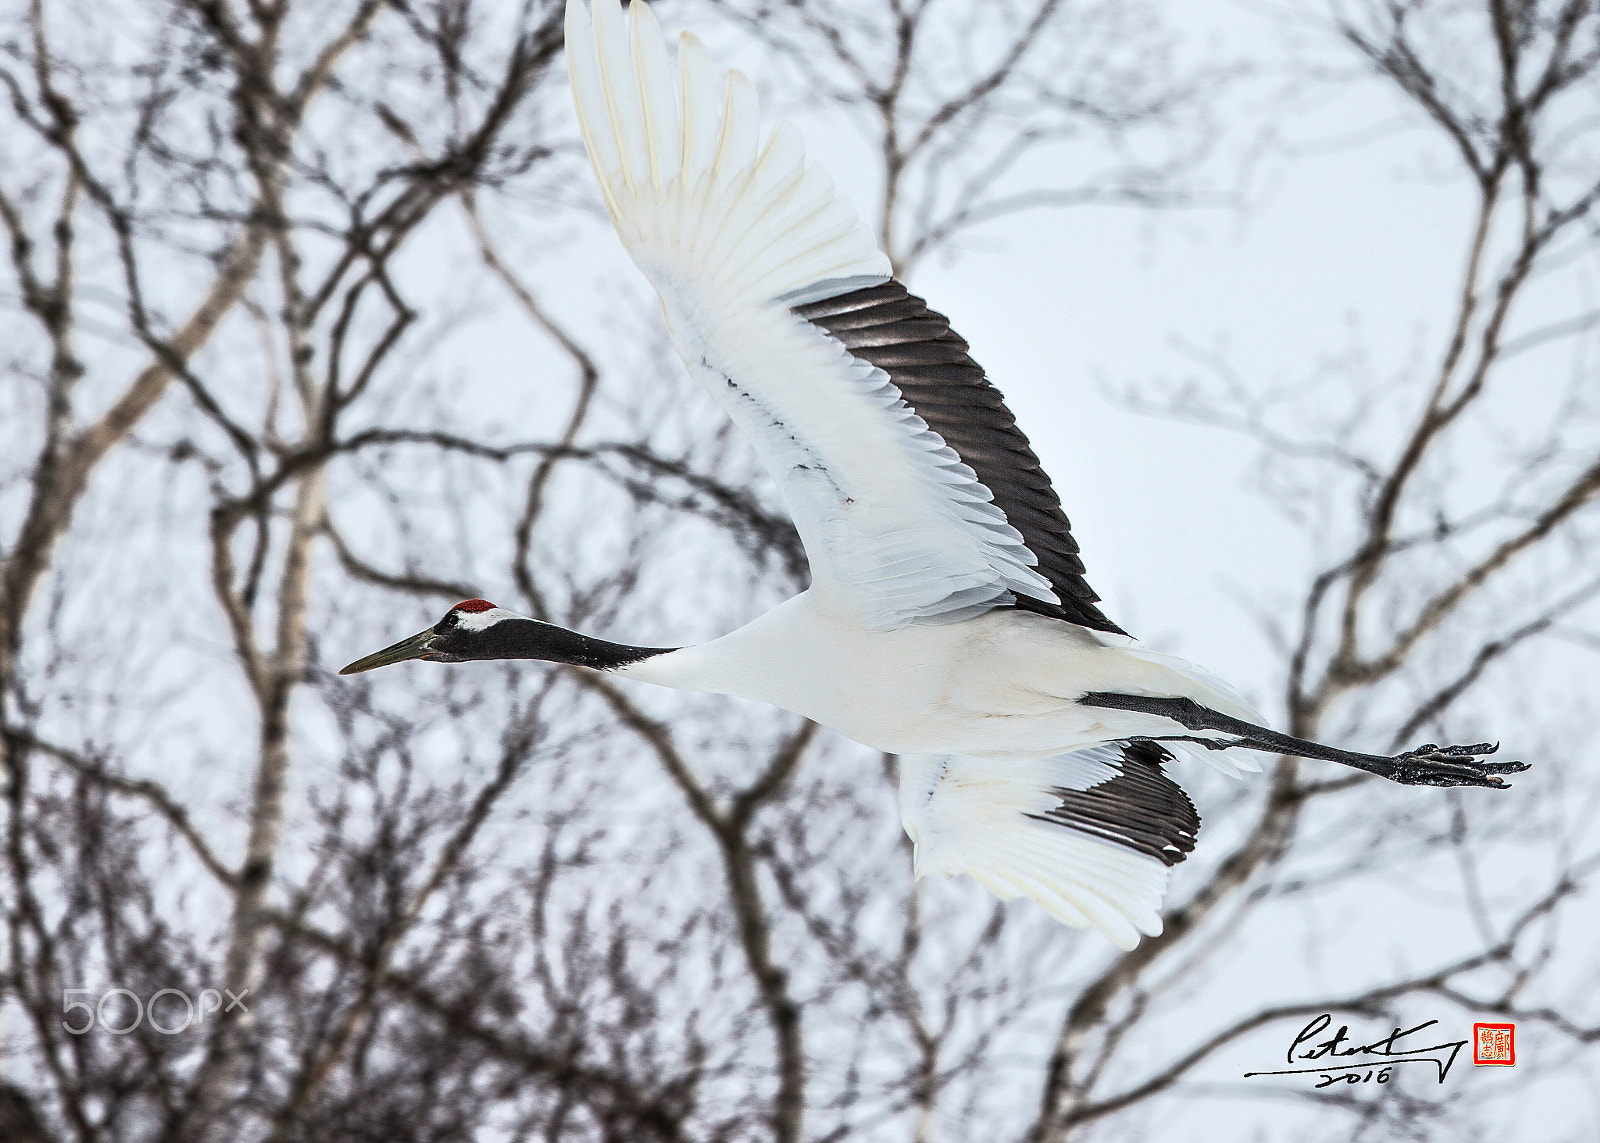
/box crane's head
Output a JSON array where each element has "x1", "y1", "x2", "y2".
[
  {"x1": 339, "y1": 599, "x2": 670, "y2": 675},
  {"x1": 338, "y1": 599, "x2": 522, "y2": 674}
]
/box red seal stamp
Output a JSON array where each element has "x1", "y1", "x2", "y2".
[{"x1": 1472, "y1": 1023, "x2": 1515, "y2": 1066}]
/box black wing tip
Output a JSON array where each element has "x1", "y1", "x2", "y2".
[
  {"x1": 1032, "y1": 741, "x2": 1199, "y2": 867},
  {"x1": 1013, "y1": 593, "x2": 1127, "y2": 636},
  {"x1": 795, "y1": 277, "x2": 1128, "y2": 638}
]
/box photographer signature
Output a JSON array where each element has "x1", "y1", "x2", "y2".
[{"x1": 1243, "y1": 1014, "x2": 1468, "y2": 1088}]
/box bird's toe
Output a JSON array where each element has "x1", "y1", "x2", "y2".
[{"x1": 1387, "y1": 741, "x2": 1525, "y2": 788}]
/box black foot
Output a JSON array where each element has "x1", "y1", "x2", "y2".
[{"x1": 1385, "y1": 742, "x2": 1528, "y2": 788}]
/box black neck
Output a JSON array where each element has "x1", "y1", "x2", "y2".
[{"x1": 459, "y1": 618, "x2": 674, "y2": 671}]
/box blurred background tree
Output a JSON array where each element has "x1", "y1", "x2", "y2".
[{"x1": 1, "y1": 1, "x2": 1596, "y2": 1141}]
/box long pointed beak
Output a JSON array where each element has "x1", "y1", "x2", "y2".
[{"x1": 339, "y1": 628, "x2": 438, "y2": 675}]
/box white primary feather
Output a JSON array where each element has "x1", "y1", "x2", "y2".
[
  {"x1": 564, "y1": 0, "x2": 1058, "y2": 630},
  {"x1": 567, "y1": 0, "x2": 886, "y2": 300},
  {"x1": 898, "y1": 752, "x2": 1174, "y2": 950}
]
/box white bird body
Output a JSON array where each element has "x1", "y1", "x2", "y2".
[
  {"x1": 619, "y1": 591, "x2": 1257, "y2": 762},
  {"x1": 342, "y1": 0, "x2": 1522, "y2": 954}
]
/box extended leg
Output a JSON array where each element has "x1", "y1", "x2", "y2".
[{"x1": 1079, "y1": 692, "x2": 1528, "y2": 789}]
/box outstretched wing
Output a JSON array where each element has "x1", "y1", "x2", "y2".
[
  {"x1": 899, "y1": 743, "x2": 1199, "y2": 949},
  {"x1": 566, "y1": 0, "x2": 1117, "y2": 632}
]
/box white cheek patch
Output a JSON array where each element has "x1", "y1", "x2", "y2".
[{"x1": 454, "y1": 607, "x2": 521, "y2": 632}]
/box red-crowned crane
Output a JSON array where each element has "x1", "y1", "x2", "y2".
[{"x1": 342, "y1": 0, "x2": 1524, "y2": 949}]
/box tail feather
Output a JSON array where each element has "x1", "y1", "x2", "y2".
[
  {"x1": 1165, "y1": 738, "x2": 1261, "y2": 779},
  {"x1": 1096, "y1": 635, "x2": 1266, "y2": 777}
]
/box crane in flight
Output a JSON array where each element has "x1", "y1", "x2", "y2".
[{"x1": 342, "y1": 0, "x2": 1525, "y2": 949}]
